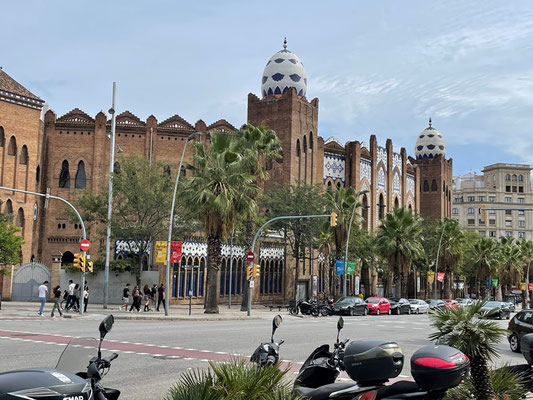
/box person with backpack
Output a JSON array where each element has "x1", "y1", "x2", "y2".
[{"x1": 51, "y1": 285, "x2": 63, "y2": 317}]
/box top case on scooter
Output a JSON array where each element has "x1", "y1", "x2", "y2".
[
  {"x1": 343, "y1": 339, "x2": 404, "y2": 384},
  {"x1": 410, "y1": 345, "x2": 469, "y2": 391}
]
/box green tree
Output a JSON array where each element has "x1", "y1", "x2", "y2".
[
  {"x1": 496, "y1": 237, "x2": 523, "y2": 301},
  {"x1": 412, "y1": 218, "x2": 438, "y2": 298},
  {"x1": 375, "y1": 207, "x2": 424, "y2": 298},
  {"x1": 0, "y1": 201, "x2": 24, "y2": 271},
  {"x1": 435, "y1": 218, "x2": 465, "y2": 298},
  {"x1": 467, "y1": 237, "x2": 500, "y2": 298},
  {"x1": 520, "y1": 239, "x2": 533, "y2": 307},
  {"x1": 74, "y1": 155, "x2": 176, "y2": 285},
  {"x1": 429, "y1": 302, "x2": 508, "y2": 400},
  {"x1": 262, "y1": 184, "x2": 326, "y2": 301},
  {"x1": 324, "y1": 186, "x2": 361, "y2": 298},
  {"x1": 318, "y1": 230, "x2": 333, "y2": 299},
  {"x1": 348, "y1": 227, "x2": 380, "y2": 297},
  {"x1": 182, "y1": 131, "x2": 259, "y2": 313},
  {"x1": 460, "y1": 232, "x2": 485, "y2": 298}
]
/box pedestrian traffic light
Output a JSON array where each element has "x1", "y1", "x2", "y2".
[
  {"x1": 87, "y1": 260, "x2": 93, "y2": 273},
  {"x1": 246, "y1": 266, "x2": 253, "y2": 280},
  {"x1": 331, "y1": 212, "x2": 337, "y2": 227},
  {"x1": 253, "y1": 263, "x2": 261, "y2": 278}
]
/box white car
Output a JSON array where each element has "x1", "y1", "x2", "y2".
[
  {"x1": 409, "y1": 299, "x2": 429, "y2": 314},
  {"x1": 456, "y1": 298, "x2": 474, "y2": 308}
]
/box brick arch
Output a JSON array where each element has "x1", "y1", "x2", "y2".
[
  {"x1": 377, "y1": 190, "x2": 386, "y2": 221},
  {"x1": 58, "y1": 159, "x2": 70, "y2": 188},
  {"x1": 393, "y1": 195, "x2": 400, "y2": 209},
  {"x1": 359, "y1": 178, "x2": 371, "y2": 194},
  {"x1": 74, "y1": 160, "x2": 87, "y2": 189},
  {"x1": 6, "y1": 135, "x2": 18, "y2": 190},
  {"x1": 19, "y1": 145, "x2": 28, "y2": 165},
  {"x1": 0, "y1": 126, "x2": 4, "y2": 186},
  {"x1": 16, "y1": 207, "x2": 25, "y2": 237},
  {"x1": 7, "y1": 135, "x2": 17, "y2": 156}
]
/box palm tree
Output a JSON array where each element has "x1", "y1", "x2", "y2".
[
  {"x1": 435, "y1": 218, "x2": 464, "y2": 298},
  {"x1": 429, "y1": 302, "x2": 508, "y2": 400},
  {"x1": 318, "y1": 231, "x2": 333, "y2": 299},
  {"x1": 375, "y1": 207, "x2": 424, "y2": 298},
  {"x1": 497, "y1": 237, "x2": 523, "y2": 301},
  {"x1": 183, "y1": 132, "x2": 260, "y2": 313},
  {"x1": 468, "y1": 237, "x2": 500, "y2": 299},
  {"x1": 520, "y1": 240, "x2": 533, "y2": 307},
  {"x1": 324, "y1": 186, "x2": 362, "y2": 298},
  {"x1": 349, "y1": 227, "x2": 379, "y2": 297}
]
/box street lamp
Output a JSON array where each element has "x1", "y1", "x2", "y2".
[
  {"x1": 343, "y1": 189, "x2": 369, "y2": 297},
  {"x1": 164, "y1": 131, "x2": 201, "y2": 316}
]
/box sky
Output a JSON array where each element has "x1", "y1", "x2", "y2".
[{"x1": 2, "y1": 1, "x2": 533, "y2": 176}]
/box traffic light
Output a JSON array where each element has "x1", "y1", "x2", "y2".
[
  {"x1": 331, "y1": 212, "x2": 337, "y2": 227},
  {"x1": 253, "y1": 263, "x2": 261, "y2": 278},
  {"x1": 87, "y1": 261, "x2": 93, "y2": 273},
  {"x1": 74, "y1": 253, "x2": 86, "y2": 272},
  {"x1": 246, "y1": 266, "x2": 253, "y2": 280}
]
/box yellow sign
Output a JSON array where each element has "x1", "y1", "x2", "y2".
[
  {"x1": 521, "y1": 282, "x2": 527, "y2": 291},
  {"x1": 427, "y1": 271, "x2": 435, "y2": 283},
  {"x1": 155, "y1": 241, "x2": 168, "y2": 263}
]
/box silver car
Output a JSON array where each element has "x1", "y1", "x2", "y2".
[
  {"x1": 409, "y1": 299, "x2": 429, "y2": 314},
  {"x1": 456, "y1": 298, "x2": 474, "y2": 308}
]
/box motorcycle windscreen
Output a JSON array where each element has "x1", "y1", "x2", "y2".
[
  {"x1": 300, "y1": 344, "x2": 331, "y2": 370},
  {"x1": 56, "y1": 337, "x2": 99, "y2": 374}
]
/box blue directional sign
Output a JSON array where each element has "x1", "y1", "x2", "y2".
[{"x1": 336, "y1": 260, "x2": 345, "y2": 275}]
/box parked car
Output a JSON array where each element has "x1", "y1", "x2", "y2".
[
  {"x1": 443, "y1": 299, "x2": 460, "y2": 309},
  {"x1": 508, "y1": 310, "x2": 533, "y2": 352},
  {"x1": 365, "y1": 297, "x2": 391, "y2": 315},
  {"x1": 389, "y1": 298, "x2": 411, "y2": 315},
  {"x1": 480, "y1": 301, "x2": 511, "y2": 320},
  {"x1": 456, "y1": 298, "x2": 473, "y2": 308},
  {"x1": 504, "y1": 301, "x2": 516, "y2": 313},
  {"x1": 332, "y1": 296, "x2": 369, "y2": 316},
  {"x1": 409, "y1": 299, "x2": 429, "y2": 314},
  {"x1": 426, "y1": 299, "x2": 446, "y2": 312}
]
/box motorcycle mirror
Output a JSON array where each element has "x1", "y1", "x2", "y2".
[
  {"x1": 272, "y1": 315, "x2": 282, "y2": 342},
  {"x1": 336, "y1": 317, "x2": 344, "y2": 343},
  {"x1": 99, "y1": 315, "x2": 114, "y2": 340}
]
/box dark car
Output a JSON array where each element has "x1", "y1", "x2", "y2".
[
  {"x1": 508, "y1": 310, "x2": 533, "y2": 352},
  {"x1": 480, "y1": 301, "x2": 511, "y2": 320},
  {"x1": 333, "y1": 296, "x2": 368, "y2": 316},
  {"x1": 426, "y1": 299, "x2": 446, "y2": 312},
  {"x1": 504, "y1": 301, "x2": 516, "y2": 313},
  {"x1": 389, "y1": 298, "x2": 411, "y2": 315}
]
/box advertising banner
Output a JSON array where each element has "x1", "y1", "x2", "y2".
[
  {"x1": 335, "y1": 260, "x2": 345, "y2": 275},
  {"x1": 528, "y1": 283, "x2": 533, "y2": 291},
  {"x1": 170, "y1": 241, "x2": 183, "y2": 263},
  {"x1": 437, "y1": 272, "x2": 445, "y2": 282},
  {"x1": 427, "y1": 270, "x2": 435, "y2": 283},
  {"x1": 155, "y1": 241, "x2": 167, "y2": 263},
  {"x1": 492, "y1": 278, "x2": 498, "y2": 287},
  {"x1": 520, "y1": 282, "x2": 527, "y2": 291},
  {"x1": 312, "y1": 275, "x2": 318, "y2": 297},
  {"x1": 346, "y1": 261, "x2": 357, "y2": 275}
]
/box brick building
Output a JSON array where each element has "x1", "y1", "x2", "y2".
[{"x1": 0, "y1": 41, "x2": 452, "y2": 303}]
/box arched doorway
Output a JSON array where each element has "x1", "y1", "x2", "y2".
[{"x1": 62, "y1": 251, "x2": 74, "y2": 266}]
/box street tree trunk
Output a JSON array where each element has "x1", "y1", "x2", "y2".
[
  {"x1": 240, "y1": 219, "x2": 254, "y2": 311},
  {"x1": 205, "y1": 235, "x2": 221, "y2": 314},
  {"x1": 470, "y1": 356, "x2": 497, "y2": 400},
  {"x1": 334, "y1": 246, "x2": 342, "y2": 299},
  {"x1": 323, "y1": 258, "x2": 331, "y2": 299}
]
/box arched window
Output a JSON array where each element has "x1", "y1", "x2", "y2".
[
  {"x1": 75, "y1": 161, "x2": 86, "y2": 189},
  {"x1": 180, "y1": 165, "x2": 186, "y2": 178},
  {"x1": 36, "y1": 165, "x2": 40, "y2": 183},
  {"x1": 4, "y1": 199, "x2": 13, "y2": 215},
  {"x1": 336, "y1": 182, "x2": 342, "y2": 189},
  {"x1": 309, "y1": 132, "x2": 313, "y2": 149},
  {"x1": 362, "y1": 194, "x2": 369, "y2": 231},
  {"x1": 296, "y1": 139, "x2": 301, "y2": 157},
  {"x1": 519, "y1": 175, "x2": 524, "y2": 182},
  {"x1": 0, "y1": 127, "x2": 4, "y2": 147},
  {"x1": 61, "y1": 251, "x2": 74, "y2": 266},
  {"x1": 16, "y1": 208, "x2": 25, "y2": 236},
  {"x1": 512, "y1": 174, "x2": 517, "y2": 182},
  {"x1": 303, "y1": 135, "x2": 307, "y2": 153},
  {"x1": 59, "y1": 160, "x2": 70, "y2": 188},
  {"x1": 506, "y1": 174, "x2": 511, "y2": 181},
  {"x1": 423, "y1": 180, "x2": 429, "y2": 192},
  {"x1": 394, "y1": 197, "x2": 399, "y2": 208},
  {"x1": 408, "y1": 204, "x2": 413, "y2": 214},
  {"x1": 431, "y1": 179, "x2": 438, "y2": 191},
  {"x1": 378, "y1": 193, "x2": 385, "y2": 220},
  {"x1": 19, "y1": 145, "x2": 28, "y2": 165},
  {"x1": 327, "y1": 181, "x2": 332, "y2": 188},
  {"x1": 7, "y1": 136, "x2": 17, "y2": 155}
]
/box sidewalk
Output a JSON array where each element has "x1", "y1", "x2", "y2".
[{"x1": 0, "y1": 301, "x2": 287, "y2": 321}]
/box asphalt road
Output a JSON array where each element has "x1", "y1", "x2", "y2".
[{"x1": 0, "y1": 312, "x2": 524, "y2": 399}]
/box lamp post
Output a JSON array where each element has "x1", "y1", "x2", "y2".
[
  {"x1": 343, "y1": 190, "x2": 369, "y2": 297},
  {"x1": 103, "y1": 82, "x2": 117, "y2": 309},
  {"x1": 434, "y1": 218, "x2": 447, "y2": 299},
  {"x1": 164, "y1": 131, "x2": 201, "y2": 316}
]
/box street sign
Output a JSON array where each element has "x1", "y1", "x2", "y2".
[
  {"x1": 335, "y1": 260, "x2": 345, "y2": 275},
  {"x1": 80, "y1": 239, "x2": 91, "y2": 252},
  {"x1": 246, "y1": 251, "x2": 255, "y2": 262},
  {"x1": 249, "y1": 280, "x2": 255, "y2": 288}
]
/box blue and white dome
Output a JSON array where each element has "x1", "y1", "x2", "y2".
[
  {"x1": 415, "y1": 118, "x2": 446, "y2": 160},
  {"x1": 261, "y1": 39, "x2": 307, "y2": 98}
]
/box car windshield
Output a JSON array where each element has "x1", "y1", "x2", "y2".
[
  {"x1": 485, "y1": 301, "x2": 501, "y2": 307},
  {"x1": 409, "y1": 299, "x2": 420, "y2": 304},
  {"x1": 426, "y1": 300, "x2": 437, "y2": 305},
  {"x1": 335, "y1": 297, "x2": 355, "y2": 305},
  {"x1": 389, "y1": 298, "x2": 400, "y2": 302},
  {"x1": 366, "y1": 298, "x2": 380, "y2": 303}
]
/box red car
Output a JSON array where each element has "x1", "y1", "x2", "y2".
[
  {"x1": 366, "y1": 297, "x2": 391, "y2": 315},
  {"x1": 443, "y1": 299, "x2": 460, "y2": 309}
]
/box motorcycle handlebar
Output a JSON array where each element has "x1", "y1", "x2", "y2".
[{"x1": 278, "y1": 340, "x2": 285, "y2": 345}]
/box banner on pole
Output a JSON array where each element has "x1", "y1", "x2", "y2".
[
  {"x1": 170, "y1": 241, "x2": 183, "y2": 263},
  {"x1": 346, "y1": 261, "x2": 357, "y2": 275},
  {"x1": 521, "y1": 282, "x2": 527, "y2": 291},
  {"x1": 336, "y1": 260, "x2": 345, "y2": 275},
  {"x1": 492, "y1": 278, "x2": 498, "y2": 287},
  {"x1": 155, "y1": 241, "x2": 167, "y2": 263},
  {"x1": 427, "y1": 270, "x2": 435, "y2": 283},
  {"x1": 437, "y1": 272, "x2": 445, "y2": 282},
  {"x1": 529, "y1": 283, "x2": 533, "y2": 291}
]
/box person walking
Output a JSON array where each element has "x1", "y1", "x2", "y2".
[
  {"x1": 129, "y1": 285, "x2": 141, "y2": 312},
  {"x1": 143, "y1": 284, "x2": 151, "y2": 312},
  {"x1": 72, "y1": 284, "x2": 80, "y2": 312},
  {"x1": 83, "y1": 284, "x2": 89, "y2": 313},
  {"x1": 156, "y1": 283, "x2": 166, "y2": 312},
  {"x1": 65, "y1": 280, "x2": 75, "y2": 311},
  {"x1": 37, "y1": 281, "x2": 49, "y2": 316},
  {"x1": 151, "y1": 284, "x2": 157, "y2": 309},
  {"x1": 120, "y1": 283, "x2": 130, "y2": 311},
  {"x1": 51, "y1": 285, "x2": 63, "y2": 317}
]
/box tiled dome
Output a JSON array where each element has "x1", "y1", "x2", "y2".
[
  {"x1": 261, "y1": 38, "x2": 307, "y2": 98},
  {"x1": 415, "y1": 118, "x2": 446, "y2": 160}
]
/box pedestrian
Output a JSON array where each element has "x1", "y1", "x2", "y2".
[
  {"x1": 37, "y1": 280, "x2": 48, "y2": 316},
  {"x1": 83, "y1": 284, "x2": 89, "y2": 313},
  {"x1": 65, "y1": 280, "x2": 75, "y2": 311},
  {"x1": 143, "y1": 284, "x2": 151, "y2": 312},
  {"x1": 72, "y1": 284, "x2": 81, "y2": 312},
  {"x1": 120, "y1": 283, "x2": 130, "y2": 311},
  {"x1": 129, "y1": 285, "x2": 141, "y2": 312},
  {"x1": 151, "y1": 284, "x2": 157, "y2": 309},
  {"x1": 156, "y1": 283, "x2": 166, "y2": 312},
  {"x1": 51, "y1": 285, "x2": 63, "y2": 317}
]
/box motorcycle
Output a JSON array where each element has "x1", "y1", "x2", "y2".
[
  {"x1": 0, "y1": 315, "x2": 120, "y2": 400},
  {"x1": 295, "y1": 317, "x2": 469, "y2": 400},
  {"x1": 319, "y1": 298, "x2": 335, "y2": 317},
  {"x1": 289, "y1": 299, "x2": 320, "y2": 317},
  {"x1": 250, "y1": 315, "x2": 284, "y2": 367}
]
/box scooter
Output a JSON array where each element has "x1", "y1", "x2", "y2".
[
  {"x1": 0, "y1": 315, "x2": 120, "y2": 400},
  {"x1": 250, "y1": 315, "x2": 284, "y2": 367}
]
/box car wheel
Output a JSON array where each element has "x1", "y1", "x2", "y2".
[
  {"x1": 363, "y1": 308, "x2": 368, "y2": 316},
  {"x1": 349, "y1": 307, "x2": 355, "y2": 317},
  {"x1": 388, "y1": 309, "x2": 391, "y2": 315},
  {"x1": 376, "y1": 308, "x2": 380, "y2": 315},
  {"x1": 395, "y1": 308, "x2": 400, "y2": 315},
  {"x1": 499, "y1": 311, "x2": 503, "y2": 320},
  {"x1": 510, "y1": 333, "x2": 521, "y2": 353},
  {"x1": 415, "y1": 308, "x2": 419, "y2": 315},
  {"x1": 407, "y1": 308, "x2": 411, "y2": 315}
]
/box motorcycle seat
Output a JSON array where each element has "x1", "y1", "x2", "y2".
[
  {"x1": 295, "y1": 382, "x2": 359, "y2": 400},
  {"x1": 376, "y1": 381, "x2": 421, "y2": 398}
]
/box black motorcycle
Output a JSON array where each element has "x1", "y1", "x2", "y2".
[
  {"x1": 289, "y1": 299, "x2": 320, "y2": 317},
  {"x1": 251, "y1": 315, "x2": 284, "y2": 367},
  {"x1": 0, "y1": 315, "x2": 120, "y2": 400}
]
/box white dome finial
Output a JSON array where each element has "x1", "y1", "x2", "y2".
[
  {"x1": 429, "y1": 117, "x2": 432, "y2": 128},
  {"x1": 283, "y1": 37, "x2": 287, "y2": 50}
]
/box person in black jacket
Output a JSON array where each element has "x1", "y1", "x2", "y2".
[
  {"x1": 51, "y1": 285, "x2": 63, "y2": 317},
  {"x1": 156, "y1": 283, "x2": 166, "y2": 312}
]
